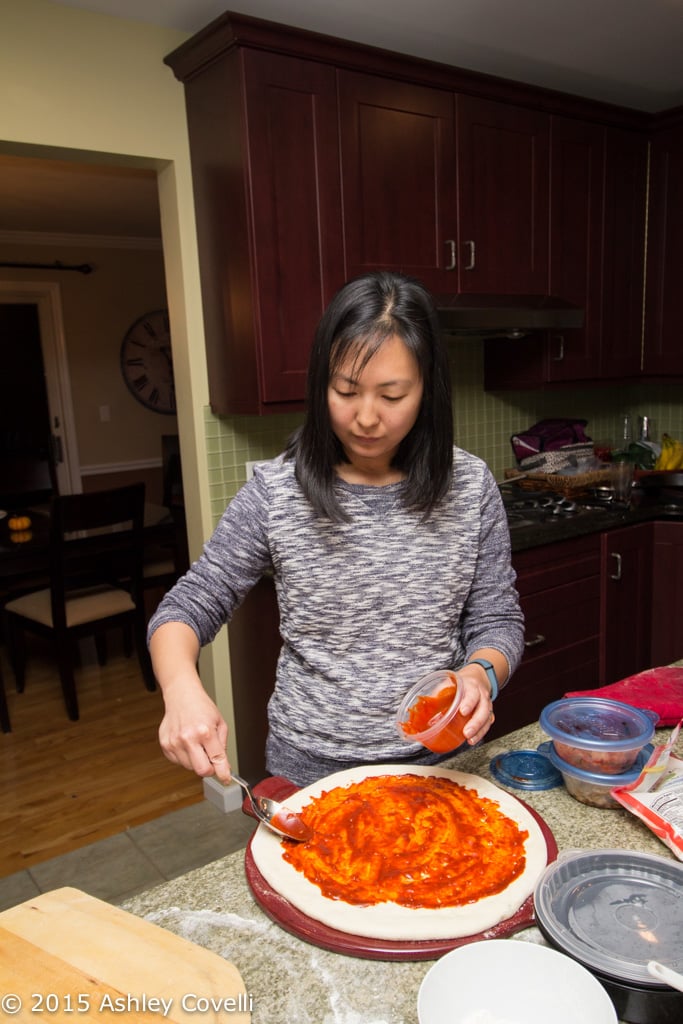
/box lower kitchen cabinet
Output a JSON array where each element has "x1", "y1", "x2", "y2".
[
  {"x1": 600, "y1": 523, "x2": 653, "y2": 685},
  {"x1": 225, "y1": 521, "x2": 676, "y2": 776},
  {"x1": 227, "y1": 577, "x2": 280, "y2": 782},
  {"x1": 490, "y1": 535, "x2": 602, "y2": 739},
  {"x1": 650, "y1": 521, "x2": 683, "y2": 665}
]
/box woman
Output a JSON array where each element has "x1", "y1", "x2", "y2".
[{"x1": 149, "y1": 271, "x2": 524, "y2": 786}]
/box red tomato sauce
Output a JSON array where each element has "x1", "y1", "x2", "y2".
[
  {"x1": 282, "y1": 774, "x2": 528, "y2": 908},
  {"x1": 401, "y1": 684, "x2": 471, "y2": 752},
  {"x1": 270, "y1": 808, "x2": 314, "y2": 842}
]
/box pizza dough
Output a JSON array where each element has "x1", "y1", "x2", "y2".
[{"x1": 250, "y1": 764, "x2": 548, "y2": 940}]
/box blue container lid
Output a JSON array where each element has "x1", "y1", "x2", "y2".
[
  {"x1": 489, "y1": 748, "x2": 563, "y2": 790},
  {"x1": 539, "y1": 697, "x2": 657, "y2": 751},
  {"x1": 539, "y1": 740, "x2": 654, "y2": 785}
]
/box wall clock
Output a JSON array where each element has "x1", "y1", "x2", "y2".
[{"x1": 120, "y1": 308, "x2": 176, "y2": 415}]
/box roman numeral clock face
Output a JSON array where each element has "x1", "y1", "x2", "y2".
[{"x1": 120, "y1": 309, "x2": 176, "y2": 415}]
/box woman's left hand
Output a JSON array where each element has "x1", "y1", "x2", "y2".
[{"x1": 456, "y1": 665, "x2": 497, "y2": 745}]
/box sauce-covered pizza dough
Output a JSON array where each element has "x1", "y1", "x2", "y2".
[{"x1": 250, "y1": 765, "x2": 548, "y2": 940}]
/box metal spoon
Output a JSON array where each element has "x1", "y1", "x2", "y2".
[{"x1": 231, "y1": 773, "x2": 313, "y2": 842}]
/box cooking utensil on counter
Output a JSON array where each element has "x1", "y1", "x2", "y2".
[
  {"x1": 647, "y1": 961, "x2": 683, "y2": 993},
  {"x1": 231, "y1": 772, "x2": 313, "y2": 841}
]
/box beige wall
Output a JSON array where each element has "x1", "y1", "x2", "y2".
[
  {"x1": 0, "y1": 238, "x2": 172, "y2": 468},
  {"x1": 0, "y1": 0, "x2": 236, "y2": 755}
]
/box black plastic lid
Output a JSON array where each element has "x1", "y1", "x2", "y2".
[{"x1": 489, "y1": 748, "x2": 563, "y2": 790}]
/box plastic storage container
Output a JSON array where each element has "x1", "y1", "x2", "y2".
[
  {"x1": 539, "y1": 740, "x2": 653, "y2": 808},
  {"x1": 396, "y1": 669, "x2": 472, "y2": 754},
  {"x1": 539, "y1": 697, "x2": 658, "y2": 774},
  {"x1": 534, "y1": 849, "x2": 683, "y2": 1024}
]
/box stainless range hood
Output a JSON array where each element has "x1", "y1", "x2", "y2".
[{"x1": 434, "y1": 293, "x2": 584, "y2": 337}]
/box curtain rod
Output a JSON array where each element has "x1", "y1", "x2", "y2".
[{"x1": 0, "y1": 260, "x2": 93, "y2": 274}]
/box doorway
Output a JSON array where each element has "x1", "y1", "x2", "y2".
[{"x1": 0, "y1": 280, "x2": 80, "y2": 496}]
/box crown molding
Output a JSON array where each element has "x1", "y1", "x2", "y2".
[{"x1": 0, "y1": 229, "x2": 162, "y2": 250}]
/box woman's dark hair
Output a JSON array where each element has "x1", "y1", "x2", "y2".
[{"x1": 287, "y1": 271, "x2": 453, "y2": 520}]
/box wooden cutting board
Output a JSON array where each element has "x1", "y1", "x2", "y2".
[{"x1": 0, "y1": 887, "x2": 250, "y2": 1022}]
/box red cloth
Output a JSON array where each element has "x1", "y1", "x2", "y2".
[{"x1": 565, "y1": 666, "x2": 683, "y2": 726}]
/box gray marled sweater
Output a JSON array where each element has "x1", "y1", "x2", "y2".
[{"x1": 148, "y1": 448, "x2": 524, "y2": 784}]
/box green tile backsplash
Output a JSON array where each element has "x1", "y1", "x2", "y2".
[{"x1": 204, "y1": 339, "x2": 683, "y2": 523}]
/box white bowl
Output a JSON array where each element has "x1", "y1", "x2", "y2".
[{"x1": 417, "y1": 939, "x2": 617, "y2": 1024}]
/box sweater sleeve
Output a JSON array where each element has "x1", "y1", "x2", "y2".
[
  {"x1": 459, "y1": 465, "x2": 525, "y2": 677},
  {"x1": 146, "y1": 470, "x2": 273, "y2": 647}
]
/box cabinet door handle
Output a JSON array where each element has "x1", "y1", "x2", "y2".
[
  {"x1": 444, "y1": 239, "x2": 457, "y2": 271},
  {"x1": 524, "y1": 633, "x2": 546, "y2": 649},
  {"x1": 551, "y1": 334, "x2": 565, "y2": 361},
  {"x1": 610, "y1": 552, "x2": 622, "y2": 580},
  {"x1": 464, "y1": 240, "x2": 476, "y2": 270}
]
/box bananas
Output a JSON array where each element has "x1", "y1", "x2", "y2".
[{"x1": 655, "y1": 433, "x2": 683, "y2": 471}]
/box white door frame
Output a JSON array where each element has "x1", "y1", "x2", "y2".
[{"x1": 0, "y1": 279, "x2": 81, "y2": 494}]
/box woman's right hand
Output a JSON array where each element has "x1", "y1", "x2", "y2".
[{"x1": 150, "y1": 622, "x2": 232, "y2": 784}]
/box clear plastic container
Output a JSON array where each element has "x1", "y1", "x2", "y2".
[
  {"x1": 534, "y1": 848, "x2": 683, "y2": 987},
  {"x1": 539, "y1": 741, "x2": 653, "y2": 808},
  {"x1": 396, "y1": 669, "x2": 472, "y2": 754},
  {"x1": 539, "y1": 697, "x2": 658, "y2": 775}
]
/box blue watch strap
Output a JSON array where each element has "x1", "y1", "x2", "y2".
[{"x1": 467, "y1": 658, "x2": 499, "y2": 701}]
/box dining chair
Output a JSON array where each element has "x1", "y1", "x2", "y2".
[{"x1": 3, "y1": 483, "x2": 156, "y2": 721}]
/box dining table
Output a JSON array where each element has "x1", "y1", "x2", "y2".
[
  {"x1": 0, "y1": 501, "x2": 178, "y2": 595},
  {"x1": 115, "y1": 701, "x2": 683, "y2": 1024}
]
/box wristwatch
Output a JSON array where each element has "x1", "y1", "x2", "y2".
[{"x1": 467, "y1": 658, "x2": 499, "y2": 701}]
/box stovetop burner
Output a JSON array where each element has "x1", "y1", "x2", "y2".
[{"x1": 500, "y1": 484, "x2": 611, "y2": 530}]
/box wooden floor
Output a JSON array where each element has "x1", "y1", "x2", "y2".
[{"x1": 0, "y1": 633, "x2": 204, "y2": 878}]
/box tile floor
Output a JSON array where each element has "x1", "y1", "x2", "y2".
[{"x1": 0, "y1": 799, "x2": 257, "y2": 913}]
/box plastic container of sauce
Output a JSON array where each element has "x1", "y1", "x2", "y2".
[{"x1": 396, "y1": 669, "x2": 473, "y2": 753}]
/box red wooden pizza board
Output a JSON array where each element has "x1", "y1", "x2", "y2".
[{"x1": 242, "y1": 775, "x2": 558, "y2": 961}]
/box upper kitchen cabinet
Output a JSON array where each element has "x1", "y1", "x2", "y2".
[
  {"x1": 338, "y1": 71, "x2": 457, "y2": 293},
  {"x1": 456, "y1": 97, "x2": 550, "y2": 295},
  {"x1": 643, "y1": 111, "x2": 683, "y2": 376},
  {"x1": 544, "y1": 115, "x2": 605, "y2": 383},
  {"x1": 484, "y1": 119, "x2": 647, "y2": 389},
  {"x1": 165, "y1": 41, "x2": 345, "y2": 414},
  {"x1": 339, "y1": 81, "x2": 550, "y2": 296},
  {"x1": 600, "y1": 127, "x2": 648, "y2": 378}
]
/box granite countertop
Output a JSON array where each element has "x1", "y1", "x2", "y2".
[{"x1": 121, "y1": 718, "x2": 681, "y2": 1024}]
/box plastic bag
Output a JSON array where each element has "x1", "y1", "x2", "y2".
[
  {"x1": 511, "y1": 418, "x2": 591, "y2": 464},
  {"x1": 611, "y1": 723, "x2": 683, "y2": 860}
]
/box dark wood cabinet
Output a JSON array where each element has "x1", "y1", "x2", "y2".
[
  {"x1": 650, "y1": 521, "x2": 683, "y2": 665},
  {"x1": 228, "y1": 577, "x2": 280, "y2": 783},
  {"x1": 338, "y1": 71, "x2": 457, "y2": 292},
  {"x1": 490, "y1": 535, "x2": 601, "y2": 738},
  {"x1": 643, "y1": 115, "x2": 683, "y2": 376},
  {"x1": 484, "y1": 120, "x2": 648, "y2": 389},
  {"x1": 545, "y1": 116, "x2": 605, "y2": 383},
  {"x1": 600, "y1": 127, "x2": 648, "y2": 378},
  {"x1": 167, "y1": 45, "x2": 345, "y2": 414},
  {"x1": 168, "y1": 12, "x2": 671, "y2": 408},
  {"x1": 600, "y1": 523, "x2": 653, "y2": 685},
  {"x1": 456, "y1": 96, "x2": 550, "y2": 295}
]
